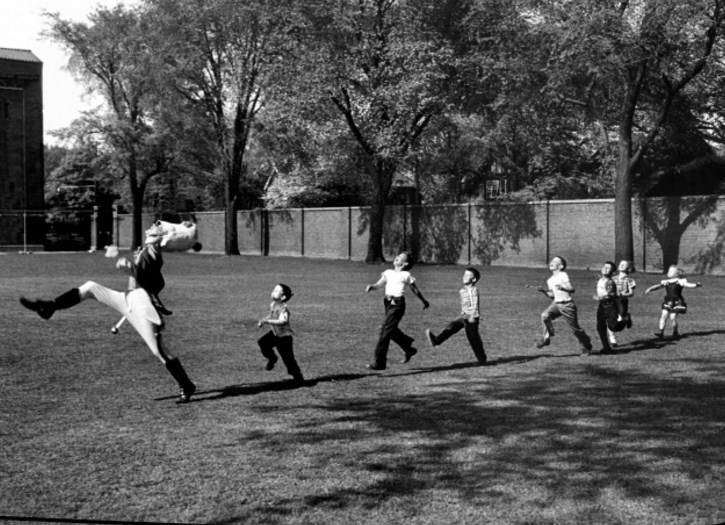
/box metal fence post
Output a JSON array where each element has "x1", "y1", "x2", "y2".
[
  {"x1": 403, "y1": 203, "x2": 407, "y2": 251},
  {"x1": 641, "y1": 197, "x2": 647, "y2": 272},
  {"x1": 301, "y1": 207, "x2": 305, "y2": 256},
  {"x1": 91, "y1": 206, "x2": 98, "y2": 252},
  {"x1": 468, "y1": 202, "x2": 472, "y2": 264},
  {"x1": 112, "y1": 205, "x2": 119, "y2": 248},
  {"x1": 545, "y1": 200, "x2": 550, "y2": 265}
]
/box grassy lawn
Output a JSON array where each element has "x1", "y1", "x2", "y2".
[{"x1": 1, "y1": 252, "x2": 725, "y2": 525}]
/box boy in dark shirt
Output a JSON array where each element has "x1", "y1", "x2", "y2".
[{"x1": 258, "y1": 283, "x2": 304, "y2": 384}]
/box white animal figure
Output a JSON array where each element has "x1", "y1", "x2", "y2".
[{"x1": 152, "y1": 220, "x2": 202, "y2": 252}]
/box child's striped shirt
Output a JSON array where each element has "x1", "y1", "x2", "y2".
[{"x1": 460, "y1": 286, "x2": 480, "y2": 318}]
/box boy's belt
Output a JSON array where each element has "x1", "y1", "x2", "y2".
[
  {"x1": 385, "y1": 295, "x2": 405, "y2": 305},
  {"x1": 555, "y1": 300, "x2": 572, "y2": 304}
]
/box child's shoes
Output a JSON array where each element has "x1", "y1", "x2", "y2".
[
  {"x1": 535, "y1": 338, "x2": 551, "y2": 349},
  {"x1": 402, "y1": 347, "x2": 418, "y2": 363},
  {"x1": 265, "y1": 356, "x2": 278, "y2": 371},
  {"x1": 425, "y1": 329, "x2": 437, "y2": 349}
]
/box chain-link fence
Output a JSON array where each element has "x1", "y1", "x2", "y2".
[{"x1": 0, "y1": 206, "x2": 115, "y2": 252}]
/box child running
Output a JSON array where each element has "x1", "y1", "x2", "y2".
[
  {"x1": 608, "y1": 259, "x2": 636, "y2": 347},
  {"x1": 644, "y1": 265, "x2": 702, "y2": 340},
  {"x1": 257, "y1": 283, "x2": 304, "y2": 384},
  {"x1": 365, "y1": 251, "x2": 430, "y2": 370},
  {"x1": 535, "y1": 256, "x2": 593, "y2": 355},
  {"x1": 594, "y1": 261, "x2": 623, "y2": 354},
  {"x1": 425, "y1": 267, "x2": 487, "y2": 365}
]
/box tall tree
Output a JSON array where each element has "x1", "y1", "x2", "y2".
[
  {"x1": 299, "y1": 0, "x2": 456, "y2": 262},
  {"x1": 530, "y1": 0, "x2": 725, "y2": 262},
  {"x1": 45, "y1": 5, "x2": 177, "y2": 248},
  {"x1": 147, "y1": 0, "x2": 298, "y2": 255}
]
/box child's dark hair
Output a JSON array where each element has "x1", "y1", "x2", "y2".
[
  {"x1": 554, "y1": 255, "x2": 567, "y2": 269},
  {"x1": 466, "y1": 267, "x2": 481, "y2": 282},
  {"x1": 400, "y1": 251, "x2": 414, "y2": 270},
  {"x1": 279, "y1": 283, "x2": 293, "y2": 302},
  {"x1": 604, "y1": 260, "x2": 616, "y2": 271}
]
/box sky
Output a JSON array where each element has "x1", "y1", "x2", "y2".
[{"x1": 0, "y1": 1, "x2": 138, "y2": 145}]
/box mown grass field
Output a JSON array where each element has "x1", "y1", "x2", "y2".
[{"x1": 1, "y1": 252, "x2": 725, "y2": 525}]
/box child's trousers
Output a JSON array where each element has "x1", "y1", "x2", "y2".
[
  {"x1": 596, "y1": 299, "x2": 619, "y2": 351},
  {"x1": 373, "y1": 297, "x2": 414, "y2": 367},
  {"x1": 258, "y1": 331, "x2": 303, "y2": 379},
  {"x1": 541, "y1": 301, "x2": 592, "y2": 350},
  {"x1": 432, "y1": 317, "x2": 487, "y2": 364}
]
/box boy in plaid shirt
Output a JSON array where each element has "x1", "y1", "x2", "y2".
[
  {"x1": 594, "y1": 261, "x2": 623, "y2": 354},
  {"x1": 607, "y1": 259, "x2": 636, "y2": 347},
  {"x1": 425, "y1": 267, "x2": 487, "y2": 365}
]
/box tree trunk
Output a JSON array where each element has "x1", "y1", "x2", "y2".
[
  {"x1": 129, "y1": 157, "x2": 145, "y2": 250},
  {"x1": 366, "y1": 161, "x2": 397, "y2": 263},
  {"x1": 225, "y1": 186, "x2": 240, "y2": 256},
  {"x1": 366, "y1": 188, "x2": 386, "y2": 263},
  {"x1": 614, "y1": 155, "x2": 634, "y2": 263},
  {"x1": 131, "y1": 186, "x2": 144, "y2": 250},
  {"x1": 614, "y1": 69, "x2": 640, "y2": 265},
  {"x1": 223, "y1": 144, "x2": 241, "y2": 256}
]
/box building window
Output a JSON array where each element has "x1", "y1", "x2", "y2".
[{"x1": 485, "y1": 179, "x2": 508, "y2": 199}]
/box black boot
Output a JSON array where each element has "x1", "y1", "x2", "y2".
[
  {"x1": 150, "y1": 294, "x2": 173, "y2": 316},
  {"x1": 165, "y1": 358, "x2": 196, "y2": 403},
  {"x1": 20, "y1": 288, "x2": 80, "y2": 320}
]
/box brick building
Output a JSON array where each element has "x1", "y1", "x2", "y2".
[{"x1": 0, "y1": 47, "x2": 44, "y2": 251}]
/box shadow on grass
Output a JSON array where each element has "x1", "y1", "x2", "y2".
[
  {"x1": 162, "y1": 373, "x2": 371, "y2": 402},
  {"x1": 602, "y1": 329, "x2": 725, "y2": 355},
  {"x1": 381, "y1": 353, "x2": 582, "y2": 379},
  {"x1": 676, "y1": 328, "x2": 725, "y2": 339},
  {"x1": 185, "y1": 354, "x2": 597, "y2": 402},
  {"x1": 213, "y1": 363, "x2": 725, "y2": 523}
]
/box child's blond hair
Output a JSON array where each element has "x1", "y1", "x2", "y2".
[
  {"x1": 666, "y1": 265, "x2": 685, "y2": 279},
  {"x1": 618, "y1": 260, "x2": 632, "y2": 274}
]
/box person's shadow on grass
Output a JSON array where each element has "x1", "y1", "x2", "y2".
[
  {"x1": 594, "y1": 328, "x2": 725, "y2": 356},
  {"x1": 166, "y1": 372, "x2": 370, "y2": 402},
  {"x1": 377, "y1": 354, "x2": 553, "y2": 378}
]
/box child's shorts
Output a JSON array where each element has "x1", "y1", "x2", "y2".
[{"x1": 663, "y1": 299, "x2": 687, "y2": 314}]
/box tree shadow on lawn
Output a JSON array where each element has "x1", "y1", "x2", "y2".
[{"x1": 218, "y1": 365, "x2": 725, "y2": 523}]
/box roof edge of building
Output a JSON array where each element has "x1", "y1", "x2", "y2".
[{"x1": 0, "y1": 48, "x2": 42, "y2": 63}]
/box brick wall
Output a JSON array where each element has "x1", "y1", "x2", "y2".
[
  {"x1": 112, "y1": 196, "x2": 725, "y2": 274},
  {"x1": 0, "y1": 54, "x2": 44, "y2": 250}
]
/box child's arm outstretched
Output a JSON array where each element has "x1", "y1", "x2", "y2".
[
  {"x1": 409, "y1": 282, "x2": 430, "y2": 309},
  {"x1": 258, "y1": 308, "x2": 288, "y2": 327},
  {"x1": 115, "y1": 256, "x2": 134, "y2": 275},
  {"x1": 682, "y1": 280, "x2": 703, "y2": 289},
  {"x1": 365, "y1": 275, "x2": 386, "y2": 293},
  {"x1": 644, "y1": 283, "x2": 664, "y2": 294},
  {"x1": 536, "y1": 286, "x2": 553, "y2": 299}
]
